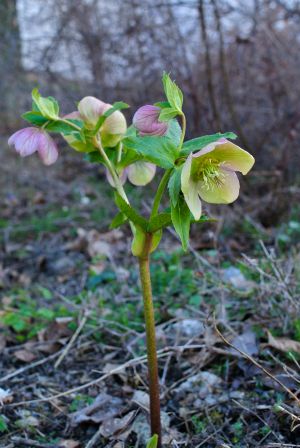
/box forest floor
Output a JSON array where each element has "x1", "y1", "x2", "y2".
[{"x1": 0, "y1": 137, "x2": 300, "y2": 448}]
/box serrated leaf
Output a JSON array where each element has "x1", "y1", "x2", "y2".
[
  {"x1": 162, "y1": 72, "x2": 183, "y2": 112},
  {"x1": 171, "y1": 195, "x2": 191, "y2": 251},
  {"x1": 159, "y1": 107, "x2": 179, "y2": 121},
  {"x1": 123, "y1": 136, "x2": 178, "y2": 169},
  {"x1": 94, "y1": 101, "x2": 129, "y2": 134},
  {"x1": 110, "y1": 212, "x2": 127, "y2": 229},
  {"x1": 148, "y1": 213, "x2": 172, "y2": 232},
  {"x1": 180, "y1": 132, "x2": 237, "y2": 156},
  {"x1": 168, "y1": 166, "x2": 183, "y2": 206},
  {"x1": 166, "y1": 119, "x2": 182, "y2": 147},
  {"x1": 22, "y1": 111, "x2": 49, "y2": 126},
  {"x1": 114, "y1": 192, "x2": 148, "y2": 230},
  {"x1": 31, "y1": 88, "x2": 59, "y2": 120}
]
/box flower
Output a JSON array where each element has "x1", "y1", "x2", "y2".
[
  {"x1": 126, "y1": 161, "x2": 156, "y2": 186},
  {"x1": 8, "y1": 127, "x2": 58, "y2": 165},
  {"x1": 181, "y1": 138, "x2": 255, "y2": 220},
  {"x1": 78, "y1": 96, "x2": 106, "y2": 126},
  {"x1": 106, "y1": 162, "x2": 156, "y2": 187},
  {"x1": 133, "y1": 105, "x2": 168, "y2": 136},
  {"x1": 77, "y1": 96, "x2": 127, "y2": 146}
]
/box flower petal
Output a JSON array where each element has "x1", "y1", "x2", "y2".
[
  {"x1": 127, "y1": 162, "x2": 156, "y2": 186},
  {"x1": 193, "y1": 139, "x2": 254, "y2": 175},
  {"x1": 181, "y1": 154, "x2": 202, "y2": 220},
  {"x1": 78, "y1": 96, "x2": 106, "y2": 126},
  {"x1": 106, "y1": 169, "x2": 127, "y2": 188},
  {"x1": 198, "y1": 167, "x2": 240, "y2": 204},
  {"x1": 8, "y1": 128, "x2": 41, "y2": 157},
  {"x1": 37, "y1": 133, "x2": 59, "y2": 165},
  {"x1": 63, "y1": 111, "x2": 81, "y2": 120}
]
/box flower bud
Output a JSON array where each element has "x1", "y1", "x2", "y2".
[
  {"x1": 101, "y1": 104, "x2": 127, "y2": 147},
  {"x1": 78, "y1": 97, "x2": 106, "y2": 128},
  {"x1": 77, "y1": 96, "x2": 127, "y2": 146},
  {"x1": 8, "y1": 127, "x2": 58, "y2": 165},
  {"x1": 133, "y1": 105, "x2": 168, "y2": 136},
  {"x1": 127, "y1": 162, "x2": 156, "y2": 186}
]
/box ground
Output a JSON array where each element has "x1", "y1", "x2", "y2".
[{"x1": 0, "y1": 137, "x2": 300, "y2": 448}]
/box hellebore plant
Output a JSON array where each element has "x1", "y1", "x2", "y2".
[{"x1": 8, "y1": 74, "x2": 254, "y2": 447}]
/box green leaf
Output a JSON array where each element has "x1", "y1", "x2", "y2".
[
  {"x1": 148, "y1": 213, "x2": 172, "y2": 232},
  {"x1": 45, "y1": 119, "x2": 83, "y2": 135},
  {"x1": 168, "y1": 166, "x2": 183, "y2": 206},
  {"x1": 22, "y1": 111, "x2": 49, "y2": 126},
  {"x1": 0, "y1": 415, "x2": 8, "y2": 433},
  {"x1": 94, "y1": 101, "x2": 129, "y2": 134},
  {"x1": 85, "y1": 147, "x2": 117, "y2": 163},
  {"x1": 118, "y1": 148, "x2": 142, "y2": 169},
  {"x1": 114, "y1": 192, "x2": 148, "y2": 230},
  {"x1": 110, "y1": 212, "x2": 127, "y2": 229},
  {"x1": 31, "y1": 88, "x2": 59, "y2": 120},
  {"x1": 159, "y1": 107, "x2": 179, "y2": 121},
  {"x1": 123, "y1": 136, "x2": 178, "y2": 169},
  {"x1": 171, "y1": 195, "x2": 191, "y2": 251},
  {"x1": 162, "y1": 72, "x2": 183, "y2": 113},
  {"x1": 153, "y1": 101, "x2": 171, "y2": 109},
  {"x1": 146, "y1": 434, "x2": 158, "y2": 448},
  {"x1": 166, "y1": 119, "x2": 182, "y2": 147},
  {"x1": 192, "y1": 214, "x2": 218, "y2": 224},
  {"x1": 124, "y1": 125, "x2": 137, "y2": 139},
  {"x1": 180, "y1": 132, "x2": 237, "y2": 156}
]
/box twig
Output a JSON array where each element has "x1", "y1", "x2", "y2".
[
  {"x1": 213, "y1": 318, "x2": 300, "y2": 404},
  {"x1": 54, "y1": 310, "x2": 89, "y2": 368},
  {"x1": 9, "y1": 344, "x2": 208, "y2": 407},
  {"x1": 0, "y1": 349, "x2": 64, "y2": 383}
]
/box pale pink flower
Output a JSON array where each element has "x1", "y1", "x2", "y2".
[
  {"x1": 133, "y1": 105, "x2": 168, "y2": 136},
  {"x1": 8, "y1": 127, "x2": 58, "y2": 165}
]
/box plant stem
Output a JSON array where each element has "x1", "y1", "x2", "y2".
[
  {"x1": 150, "y1": 169, "x2": 172, "y2": 220},
  {"x1": 95, "y1": 135, "x2": 129, "y2": 204},
  {"x1": 138, "y1": 235, "x2": 161, "y2": 447},
  {"x1": 178, "y1": 113, "x2": 186, "y2": 150}
]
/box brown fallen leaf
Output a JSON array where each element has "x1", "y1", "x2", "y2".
[
  {"x1": 14, "y1": 349, "x2": 36, "y2": 363},
  {"x1": 267, "y1": 331, "x2": 300, "y2": 354},
  {"x1": 66, "y1": 228, "x2": 125, "y2": 259},
  {"x1": 100, "y1": 410, "x2": 137, "y2": 439}
]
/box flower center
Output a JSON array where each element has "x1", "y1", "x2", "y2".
[{"x1": 193, "y1": 158, "x2": 224, "y2": 190}]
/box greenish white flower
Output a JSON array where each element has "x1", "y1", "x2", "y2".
[
  {"x1": 106, "y1": 162, "x2": 156, "y2": 187},
  {"x1": 181, "y1": 138, "x2": 255, "y2": 220}
]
